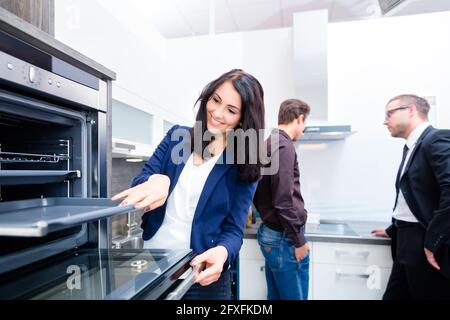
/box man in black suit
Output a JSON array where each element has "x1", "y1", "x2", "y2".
[{"x1": 372, "y1": 94, "x2": 450, "y2": 299}]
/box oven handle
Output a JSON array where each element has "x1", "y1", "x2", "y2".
[{"x1": 164, "y1": 262, "x2": 206, "y2": 300}]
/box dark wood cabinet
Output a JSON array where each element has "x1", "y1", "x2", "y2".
[{"x1": 0, "y1": 0, "x2": 54, "y2": 35}]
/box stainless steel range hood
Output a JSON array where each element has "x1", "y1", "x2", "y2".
[
  {"x1": 293, "y1": 10, "x2": 354, "y2": 142},
  {"x1": 112, "y1": 138, "x2": 152, "y2": 161},
  {"x1": 302, "y1": 125, "x2": 354, "y2": 141}
]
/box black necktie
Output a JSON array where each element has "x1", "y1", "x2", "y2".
[{"x1": 394, "y1": 144, "x2": 409, "y2": 209}]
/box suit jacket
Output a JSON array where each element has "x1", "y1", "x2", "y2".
[
  {"x1": 386, "y1": 126, "x2": 450, "y2": 274},
  {"x1": 132, "y1": 125, "x2": 257, "y2": 268}
]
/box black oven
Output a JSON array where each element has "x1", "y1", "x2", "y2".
[{"x1": 0, "y1": 9, "x2": 195, "y2": 300}]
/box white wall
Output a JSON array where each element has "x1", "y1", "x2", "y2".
[
  {"x1": 53, "y1": 4, "x2": 450, "y2": 221},
  {"x1": 162, "y1": 28, "x2": 295, "y2": 130},
  {"x1": 300, "y1": 11, "x2": 450, "y2": 221},
  {"x1": 161, "y1": 11, "x2": 450, "y2": 222},
  {"x1": 54, "y1": 0, "x2": 190, "y2": 146}
]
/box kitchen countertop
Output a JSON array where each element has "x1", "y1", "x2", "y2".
[{"x1": 244, "y1": 218, "x2": 391, "y2": 245}]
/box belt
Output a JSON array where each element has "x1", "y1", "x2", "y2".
[
  {"x1": 263, "y1": 221, "x2": 305, "y2": 233},
  {"x1": 393, "y1": 218, "x2": 420, "y2": 228},
  {"x1": 264, "y1": 221, "x2": 284, "y2": 232}
]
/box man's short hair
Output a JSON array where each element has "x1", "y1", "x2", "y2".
[
  {"x1": 388, "y1": 94, "x2": 430, "y2": 119},
  {"x1": 278, "y1": 99, "x2": 311, "y2": 125}
]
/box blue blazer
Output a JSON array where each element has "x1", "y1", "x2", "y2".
[{"x1": 132, "y1": 125, "x2": 257, "y2": 267}]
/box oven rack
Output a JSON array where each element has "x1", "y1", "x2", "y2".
[
  {"x1": 0, "y1": 151, "x2": 69, "y2": 164},
  {"x1": 0, "y1": 198, "x2": 137, "y2": 237},
  {"x1": 0, "y1": 170, "x2": 80, "y2": 185}
]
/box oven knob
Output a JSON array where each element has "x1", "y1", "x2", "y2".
[
  {"x1": 29, "y1": 66, "x2": 36, "y2": 83},
  {"x1": 7, "y1": 63, "x2": 13, "y2": 70},
  {"x1": 56, "y1": 81, "x2": 61, "y2": 88}
]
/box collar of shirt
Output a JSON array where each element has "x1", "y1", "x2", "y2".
[
  {"x1": 274, "y1": 128, "x2": 291, "y2": 141},
  {"x1": 405, "y1": 122, "x2": 431, "y2": 150}
]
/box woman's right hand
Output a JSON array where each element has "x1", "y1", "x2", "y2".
[{"x1": 111, "y1": 174, "x2": 170, "y2": 212}]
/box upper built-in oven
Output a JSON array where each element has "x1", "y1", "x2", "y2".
[
  {"x1": 0, "y1": 89, "x2": 88, "y2": 201},
  {"x1": 0, "y1": 13, "x2": 197, "y2": 299},
  {"x1": 0, "y1": 29, "x2": 107, "y2": 201},
  {"x1": 0, "y1": 26, "x2": 124, "y2": 275}
]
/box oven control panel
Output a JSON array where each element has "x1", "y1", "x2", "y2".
[{"x1": 0, "y1": 51, "x2": 102, "y2": 110}]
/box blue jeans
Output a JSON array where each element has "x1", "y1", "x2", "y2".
[{"x1": 257, "y1": 223, "x2": 310, "y2": 300}]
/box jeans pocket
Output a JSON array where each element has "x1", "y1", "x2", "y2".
[
  {"x1": 289, "y1": 245, "x2": 298, "y2": 263},
  {"x1": 257, "y1": 226, "x2": 281, "y2": 246},
  {"x1": 257, "y1": 236, "x2": 279, "y2": 268},
  {"x1": 258, "y1": 236, "x2": 279, "y2": 248},
  {"x1": 260, "y1": 244, "x2": 281, "y2": 270}
]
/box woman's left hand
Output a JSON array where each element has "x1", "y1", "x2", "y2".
[{"x1": 190, "y1": 246, "x2": 228, "y2": 286}]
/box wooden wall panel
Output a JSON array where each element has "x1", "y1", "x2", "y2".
[{"x1": 0, "y1": 0, "x2": 54, "y2": 35}]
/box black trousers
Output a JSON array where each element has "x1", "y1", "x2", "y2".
[
  {"x1": 383, "y1": 223, "x2": 450, "y2": 300},
  {"x1": 181, "y1": 269, "x2": 232, "y2": 300}
]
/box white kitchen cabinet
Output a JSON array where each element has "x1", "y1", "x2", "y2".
[
  {"x1": 312, "y1": 242, "x2": 392, "y2": 268},
  {"x1": 310, "y1": 242, "x2": 393, "y2": 300},
  {"x1": 239, "y1": 239, "x2": 267, "y2": 300},
  {"x1": 239, "y1": 239, "x2": 314, "y2": 300},
  {"x1": 312, "y1": 263, "x2": 392, "y2": 300},
  {"x1": 239, "y1": 238, "x2": 392, "y2": 300},
  {"x1": 112, "y1": 99, "x2": 153, "y2": 145},
  {"x1": 239, "y1": 258, "x2": 267, "y2": 300}
]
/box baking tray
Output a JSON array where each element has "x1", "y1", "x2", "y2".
[{"x1": 0, "y1": 198, "x2": 136, "y2": 237}]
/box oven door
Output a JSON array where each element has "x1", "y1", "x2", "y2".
[{"x1": 0, "y1": 248, "x2": 196, "y2": 300}]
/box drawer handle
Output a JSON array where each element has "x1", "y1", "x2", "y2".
[
  {"x1": 164, "y1": 262, "x2": 205, "y2": 300},
  {"x1": 335, "y1": 249, "x2": 370, "y2": 259},
  {"x1": 335, "y1": 270, "x2": 370, "y2": 279}
]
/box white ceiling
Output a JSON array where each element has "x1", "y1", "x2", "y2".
[{"x1": 120, "y1": 0, "x2": 450, "y2": 39}]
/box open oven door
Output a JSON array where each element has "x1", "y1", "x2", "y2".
[
  {"x1": 0, "y1": 247, "x2": 197, "y2": 300},
  {"x1": 0, "y1": 198, "x2": 199, "y2": 300}
]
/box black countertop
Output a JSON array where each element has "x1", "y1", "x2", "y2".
[{"x1": 245, "y1": 218, "x2": 391, "y2": 245}]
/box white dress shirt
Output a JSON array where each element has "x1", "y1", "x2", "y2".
[
  {"x1": 144, "y1": 150, "x2": 222, "y2": 249},
  {"x1": 393, "y1": 122, "x2": 431, "y2": 222}
]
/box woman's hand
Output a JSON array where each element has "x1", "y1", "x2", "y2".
[
  {"x1": 190, "y1": 246, "x2": 228, "y2": 286},
  {"x1": 111, "y1": 174, "x2": 170, "y2": 211}
]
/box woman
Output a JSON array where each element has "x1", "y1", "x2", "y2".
[{"x1": 112, "y1": 69, "x2": 265, "y2": 299}]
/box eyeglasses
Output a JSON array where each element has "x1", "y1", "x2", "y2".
[{"x1": 385, "y1": 105, "x2": 409, "y2": 119}]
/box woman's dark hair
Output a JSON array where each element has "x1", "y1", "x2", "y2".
[{"x1": 190, "y1": 69, "x2": 265, "y2": 183}]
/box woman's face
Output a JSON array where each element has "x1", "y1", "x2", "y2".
[{"x1": 206, "y1": 80, "x2": 242, "y2": 136}]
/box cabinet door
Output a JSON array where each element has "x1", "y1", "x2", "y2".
[
  {"x1": 239, "y1": 239, "x2": 267, "y2": 299},
  {"x1": 313, "y1": 242, "x2": 393, "y2": 268},
  {"x1": 241, "y1": 239, "x2": 264, "y2": 259},
  {"x1": 240, "y1": 239, "x2": 314, "y2": 300},
  {"x1": 312, "y1": 263, "x2": 391, "y2": 300},
  {"x1": 239, "y1": 258, "x2": 267, "y2": 300}
]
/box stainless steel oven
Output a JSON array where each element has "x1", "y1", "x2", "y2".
[{"x1": 0, "y1": 8, "x2": 195, "y2": 300}]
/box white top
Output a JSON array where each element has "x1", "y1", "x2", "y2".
[
  {"x1": 144, "y1": 151, "x2": 223, "y2": 250},
  {"x1": 393, "y1": 122, "x2": 431, "y2": 222}
]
